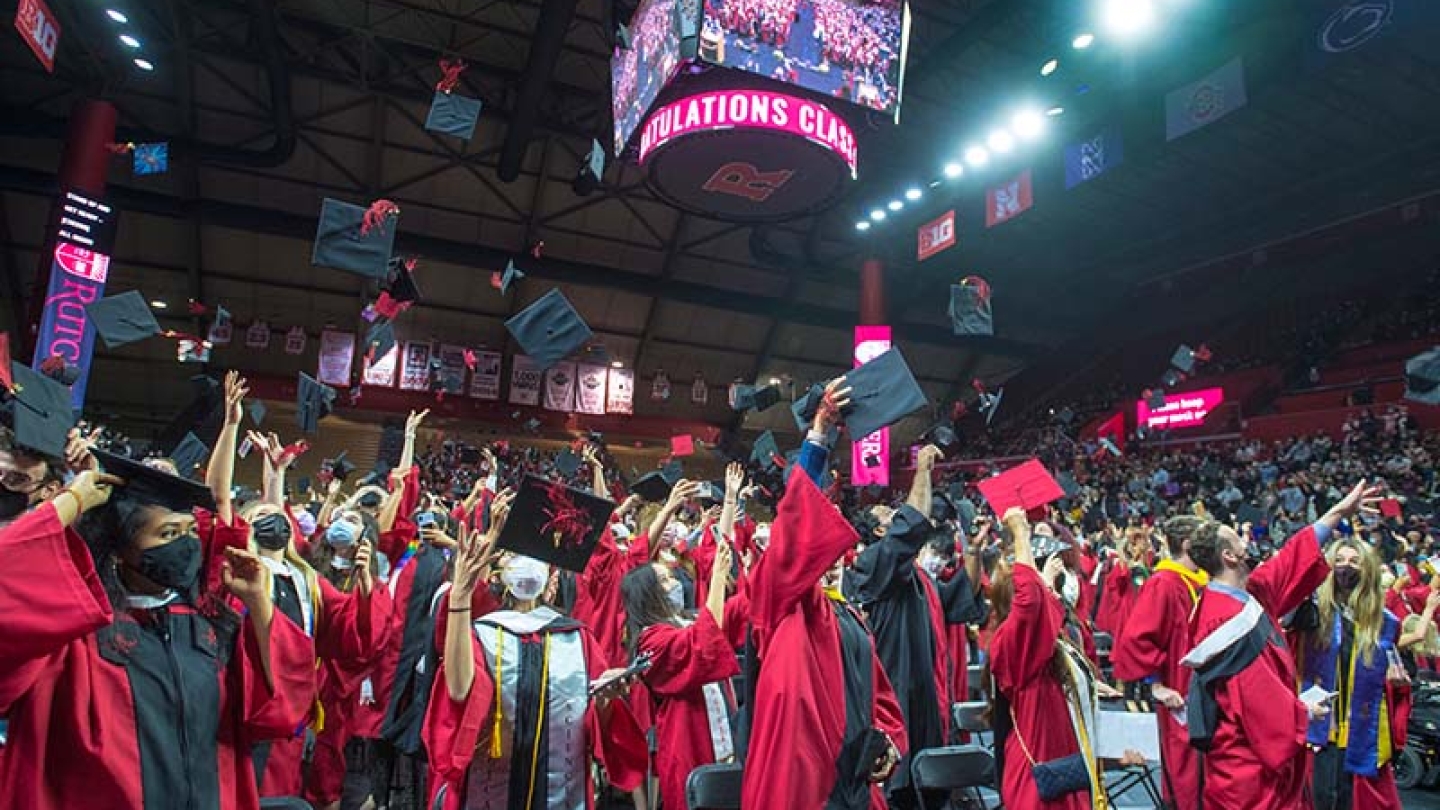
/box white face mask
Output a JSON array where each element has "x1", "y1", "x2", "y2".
[
  {"x1": 502, "y1": 555, "x2": 549, "y2": 602},
  {"x1": 920, "y1": 556, "x2": 944, "y2": 578},
  {"x1": 666, "y1": 580, "x2": 685, "y2": 611},
  {"x1": 1061, "y1": 570, "x2": 1081, "y2": 607}
]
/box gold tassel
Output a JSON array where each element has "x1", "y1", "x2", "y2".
[{"x1": 489, "y1": 629, "x2": 504, "y2": 759}]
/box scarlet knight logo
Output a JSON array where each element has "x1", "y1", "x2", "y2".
[{"x1": 702, "y1": 162, "x2": 795, "y2": 202}]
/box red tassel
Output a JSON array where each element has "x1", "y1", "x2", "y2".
[
  {"x1": 360, "y1": 200, "x2": 399, "y2": 236},
  {"x1": 1195, "y1": 344, "x2": 1212, "y2": 362},
  {"x1": 187, "y1": 299, "x2": 210, "y2": 316},
  {"x1": 104, "y1": 142, "x2": 134, "y2": 155},
  {"x1": 530, "y1": 240, "x2": 545, "y2": 258},
  {"x1": 463, "y1": 349, "x2": 478, "y2": 371},
  {"x1": 489, "y1": 271, "x2": 503, "y2": 290},
  {"x1": 436, "y1": 58, "x2": 467, "y2": 93},
  {"x1": 373, "y1": 292, "x2": 407, "y2": 320}
]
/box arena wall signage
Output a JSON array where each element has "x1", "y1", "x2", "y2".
[
  {"x1": 34, "y1": 189, "x2": 116, "y2": 408},
  {"x1": 851, "y1": 325, "x2": 892, "y2": 487},
  {"x1": 1136, "y1": 387, "x2": 1225, "y2": 430}
]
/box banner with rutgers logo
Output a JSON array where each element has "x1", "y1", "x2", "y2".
[
  {"x1": 509, "y1": 355, "x2": 541, "y2": 406},
  {"x1": 576, "y1": 363, "x2": 608, "y2": 414},
  {"x1": 544, "y1": 362, "x2": 577, "y2": 412}
]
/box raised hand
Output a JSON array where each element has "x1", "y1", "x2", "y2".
[
  {"x1": 223, "y1": 370, "x2": 249, "y2": 427},
  {"x1": 353, "y1": 539, "x2": 374, "y2": 593},
  {"x1": 916, "y1": 444, "x2": 944, "y2": 472},
  {"x1": 65, "y1": 470, "x2": 124, "y2": 513},
  {"x1": 451, "y1": 526, "x2": 493, "y2": 603},
  {"x1": 724, "y1": 462, "x2": 745, "y2": 498},
  {"x1": 221, "y1": 546, "x2": 271, "y2": 610},
  {"x1": 581, "y1": 443, "x2": 602, "y2": 469},
  {"x1": 814, "y1": 377, "x2": 852, "y2": 435},
  {"x1": 405, "y1": 408, "x2": 429, "y2": 436},
  {"x1": 64, "y1": 426, "x2": 103, "y2": 474},
  {"x1": 667, "y1": 479, "x2": 702, "y2": 506}
]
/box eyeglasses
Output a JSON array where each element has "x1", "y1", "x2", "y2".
[{"x1": 0, "y1": 467, "x2": 44, "y2": 492}]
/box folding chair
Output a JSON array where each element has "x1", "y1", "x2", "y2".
[
  {"x1": 909, "y1": 744, "x2": 999, "y2": 810},
  {"x1": 1093, "y1": 631, "x2": 1115, "y2": 680},
  {"x1": 686, "y1": 763, "x2": 743, "y2": 810},
  {"x1": 966, "y1": 664, "x2": 984, "y2": 700},
  {"x1": 258, "y1": 799, "x2": 313, "y2": 810},
  {"x1": 952, "y1": 700, "x2": 992, "y2": 751}
]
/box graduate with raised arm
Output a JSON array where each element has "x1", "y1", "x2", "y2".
[
  {"x1": 0, "y1": 446, "x2": 314, "y2": 810},
  {"x1": 742, "y1": 378, "x2": 908, "y2": 810},
  {"x1": 1182, "y1": 480, "x2": 1382, "y2": 810},
  {"x1": 423, "y1": 490, "x2": 646, "y2": 810},
  {"x1": 848, "y1": 441, "x2": 986, "y2": 808},
  {"x1": 1112, "y1": 515, "x2": 1209, "y2": 810}
]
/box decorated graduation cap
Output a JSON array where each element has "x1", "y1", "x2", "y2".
[
  {"x1": 973, "y1": 379, "x2": 1004, "y2": 425},
  {"x1": 6, "y1": 361, "x2": 75, "y2": 457},
  {"x1": 425, "y1": 58, "x2": 482, "y2": 141},
  {"x1": 86, "y1": 291, "x2": 162, "y2": 348},
  {"x1": 311, "y1": 198, "x2": 399, "y2": 280},
  {"x1": 168, "y1": 432, "x2": 210, "y2": 479},
  {"x1": 38, "y1": 353, "x2": 81, "y2": 386},
  {"x1": 949, "y1": 276, "x2": 994, "y2": 336},
  {"x1": 504, "y1": 289, "x2": 594, "y2": 371},
  {"x1": 374, "y1": 257, "x2": 420, "y2": 319},
  {"x1": 975, "y1": 458, "x2": 1066, "y2": 519},
  {"x1": 839, "y1": 348, "x2": 928, "y2": 440},
  {"x1": 132, "y1": 142, "x2": 168, "y2": 175},
  {"x1": 1405, "y1": 347, "x2": 1440, "y2": 406},
  {"x1": 296, "y1": 372, "x2": 336, "y2": 434},
  {"x1": 496, "y1": 474, "x2": 615, "y2": 572},
  {"x1": 92, "y1": 449, "x2": 217, "y2": 513}
]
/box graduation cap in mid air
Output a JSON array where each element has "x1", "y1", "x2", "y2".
[
  {"x1": 631, "y1": 461, "x2": 683, "y2": 502},
  {"x1": 670, "y1": 434, "x2": 695, "y2": 457},
  {"x1": 975, "y1": 458, "x2": 1066, "y2": 520},
  {"x1": 326, "y1": 451, "x2": 356, "y2": 481},
  {"x1": 296, "y1": 372, "x2": 337, "y2": 434},
  {"x1": 554, "y1": 449, "x2": 583, "y2": 478},
  {"x1": 749, "y1": 430, "x2": 781, "y2": 469},
  {"x1": 494, "y1": 474, "x2": 615, "y2": 573},
  {"x1": 86, "y1": 291, "x2": 162, "y2": 348},
  {"x1": 311, "y1": 198, "x2": 399, "y2": 280},
  {"x1": 168, "y1": 432, "x2": 210, "y2": 479},
  {"x1": 1161, "y1": 369, "x2": 1183, "y2": 388},
  {"x1": 921, "y1": 421, "x2": 960, "y2": 450},
  {"x1": 493, "y1": 260, "x2": 525, "y2": 296},
  {"x1": 1145, "y1": 388, "x2": 1167, "y2": 411},
  {"x1": 504, "y1": 289, "x2": 594, "y2": 371},
  {"x1": 92, "y1": 449, "x2": 217, "y2": 514},
  {"x1": 616, "y1": 22, "x2": 632, "y2": 49},
  {"x1": 1170, "y1": 344, "x2": 1197, "y2": 375},
  {"x1": 949, "y1": 276, "x2": 994, "y2": 336},
  {"x1": 6, "y1": 361, "x2": 75, "y2": 457},
  {"x1": 732, "y1": 384, "x2": 782, "y2": 413},
  {"x1": 973, "y1": 381, "x2": 1004, "y2": 426},
  {"x1": 839, "y1": 348, "x2": 928, "y2": 440},
  {"x1": 374, "y1": 257, "x2": 421, "y2": 319},
  {"x1": 425, "y1": 90, "x2": 483, "y2": 141},
  {"x1": 791, "y1": 382, "x2": 825, "y2": 431},
  {"x1": 248, "y1": 399, "x2": 266, "y2": 427},
  {"x1": 1405, "y1": 347, "x2": 1440, "y2": 406},
  {"x1": 132, "y1": 142, "x2": 168, "y2": 175},
  {"x1": 364, "y1": 321, "x2": 397, "y2": 362}
]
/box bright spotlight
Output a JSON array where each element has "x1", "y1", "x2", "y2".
[
  {"x1": 964, "y1": 145, "x2": 989, "y2": 167},
  {"x1": 106, "y1": 9, "x2": 129, "y2": 23},
  {"x1": 133, "y1": 58, "x2": 155, "y2": 71},
  {"x1": 1012, "y1": 110, "x2": 1044, "y2": 140},
  {"x1": 987, "y1": 129, "x2": 1015, "y2": 153},
  {"x1": 150, "y1": 300, "x2": 167, "y2": 309},
  {"x1": 119, "y1": 34, "x2": 141, "y2": 48},
  {"x1": 1041, "y1": 58, "x2": 1059, "y2": 76},
  {"x1": 1047, "y1": 106, "x2": 1066, "y2": 117},
  {"x1": 1102, "y1": 0, "x2": 1155, "y2": 36},
  {"x1": 1072, "y1": 33, "x2": 1094, "y2": 49},
  {"x1": 905, "y1": 187, "x2": 923, "y2": 201},
  {"x1": 869, "y1": 209, "x2": 887, "y2": 222},
  {"x1": 943, "y1": 162, "x2": 964, "y2": 179},
  {"x1": 856, "y1": 220, "x2": 872, "y2": 232}
]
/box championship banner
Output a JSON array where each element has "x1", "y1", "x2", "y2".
[
  {"x1": 1064, "y1": 127, "x2": 1124, "y2": 189},
  {"x1": 436, "y1": 344, "x2": 467, "y2": 394},
  {"x1": 544, "y1": 362, "x2": 577, "y2": 412},
  {"x1": 283, "y1": 326, "x2": 306, "y2": 355},
  {"x1": 399, "y1": 341, "x2": 432, "y2": 391},
  {"x1": 317, "y1": 330, "x2": 354, "y2": 386},
  {"x1": 607, "y1": 367, "x2": 635, "y2": 415},
  {"x1": 1165, "y1": 58, "x2": 1247, "y2": 141},
  {"x1": 691, "y1": 373, "x2": 708, "y2": 404},
  {"x1": 362, "y1": 344, "x2": 399, "y2": 387},
  {"x1": 246, "y1": 320, "x2": 271, "y2": 349},
  {"x1": 33, "y1": 189, "x2": 115, "y2": 408},
  {"x1": 468, "y1": 349, "x2": 502, "y2": 399},
  {"x1": 509, "y1": 355, "x2": 542, "y2": 406},
  {"x1": 985, "y1": 169, "x2": 1033, "y2": 228},
  {"x1": 917, "y1": 210, "x2": 956, "y2": 261},
  {"x1": 652, "y1": 368, "x2": 671, "y2": 401},
  {"x1": 576, "y1": 363, "x2": 608, "y2": 414}
]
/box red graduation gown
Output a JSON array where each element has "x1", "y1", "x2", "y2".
[
  {"x1": 1112, "y1": 567, "x2": 1203, "y2": 810},
  {"x1": 742, "y1": 470, "x2": 907, "y2": 810},
  {"x1": 1190, "y1": 526, "x2": 1330, "y2": 810},
  {"x1": 637, "y1": 604, "x2": 743, "y2": 810},
  {"x1": 991, "y1": 564, "x2": 1093, "y2": 810},
  {"x1": 0, "y1": 503, "x2": 316, "y2": 810}
]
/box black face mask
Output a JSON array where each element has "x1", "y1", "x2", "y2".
[
  {"x1": 1333, "y1": 566, "x2": 1361, "y2": 592},
  {"x1": 0, "y1": 485, "x2": 30, "y2": 520},
  {"x1": 135, "y1": 534, "x2": 203, "y2": 592},
  {"x1": 252, "y1": 512, "x2": 293, "y2": 551}
]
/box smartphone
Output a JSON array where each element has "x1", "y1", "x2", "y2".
[
  {"x1": 588, "y1": 651, "x2": 654, "y2": 697},
  {"x1": 416, "y1": 511, "x2": 437, "y2": 530}
]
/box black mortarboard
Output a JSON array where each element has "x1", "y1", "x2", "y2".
[
  {"x1": 365, "y1": 320, "x2": 397, "y2": 361},
  {"x1": 734, "y1": 383, "x2": 782, "y2": 413},
  {"x1": 955, "y1": 496, "x2": 978, "y2": 531},
  {"x1": 1161, "y1": 369, "x2": 1182, "y2": 388},
  {"x1": 949, "y1": 282, "x2": 994, "y2": 336},
  {"x1": 85, "y1": 291, "x2": 161, "y2": 348},
  {"x1": 631, "y1": 471, "x2": 672, "y2": 502},
  {"x1": 922, "y1": 421, "x2": 960, "y2": 450},
  {"x1": 7, "y1": 362, "x2": 74, "y2": 457},
  {"x1": 524, "y1": 418, "x2": 542, "y2": 433},
  {"x1": 840, "y1": 348, "x2": 928, "y2": 440},
  {"x1": 504, "y1": 289, "x2": 594, "y2": 371},
  {"x1": 296, "y1": 372, "x2": 336, "y2": 434},
  {"x1": 499, "y1": 260, "x2": 525, "y2": 295},
  {"x1": 495, "y1": 475, "x2": 614, "y2": 573},
  {"x1": 248, "y1": 399, "x2": 266, "y2": 426},
  {"x1": 750, "y1": 430, "x2": 780, "y2": 469},
  {"x1": 1146, "y1": 388, "x2": 1167, "y2": 410},
  {"x1": 327, "y1": 451, "x2": 355, "y2": 481},
  {"x1": 92, "y1": 449, "x2": 217, "y2": 514},
  {"x1": 168, "y1": 432, "x2": 209, "y2": 479},
  {"x1": 424, "y1": 90, "x2": 483, "y2": 141},
  {"x1": 311, "y1": 198, "x2": 398, "y2": 280},
  {"x1": 1170, "y1": 344, "x2": 1196, "y2": 375},
  {"x1": 359, "y1": 460, "x2": 392, "y2": 487},
  {"x1": 1405, "y1": 347, "x2": 1440, "y2": 405},
  {"x1": 555, "y1": 449, "x2": 582, "y2": 477},
  {"x1": 386, "y1": 258, "x2": 421, "y2": 304},
  {"x1": 791, "y1": 382, "x2": 825, "y2": 431},
  {"x1": 584, "y1": 139, "x2": 606, "y2": 181}
]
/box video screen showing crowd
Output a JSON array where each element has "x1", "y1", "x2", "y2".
[{"x1": 3, "y1": 333, "x2": 1438, "y2": 810}]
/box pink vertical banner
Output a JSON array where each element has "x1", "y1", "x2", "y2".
[{"x1": 851, "y1": 325, "x2": 892, "y2": 487}]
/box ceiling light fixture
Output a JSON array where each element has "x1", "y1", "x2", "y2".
[
  {"x1": 1072, "y1": 32, "x2": 1095, "y2": 49},
  {"x1": 905, "y1": 187, "x2": 922, "y2": 201},
  {"x1": 1047, "y1": 106, "x2": 1066, "y2": 116},
  {"x1": 150, "y1": 300, "x2": 167, "y2": 309},
  {"x1": 856, "y1": 220, "x2": 872, "y2": 231},
  {"x1": 943, "y1": 162, "x2": 964, "y2": 178},
  {"x1": 1012, "y1": 109, "x2": 1044, "y2": 140},
  {"x1": 869, "y1": 209, "x2": 886, "y2": 222},
  {"x1": 1102, "y1": 0, "x2": 1155, "y2": 37},
  {"x1": 964, "y1": 145, "x2": 989, "y2": 167},
  {"x1": 1041, "y1": 58, "x2": 1059, "y2": 76},
  {"x1": 133, "y1": 58, "x2": 155, "y2": 71},
  {"x1": 119, "y1": 34, "x2": 140, "y2": 48},
  {"x1": 887, "y1": 199, "x2": 904, "y2": 212},
  {"x1": 987, "y1": 129, "x2": 1015, "y2": 153},
  {"x1": 106, "y1": 9, "x2": 129, "y2": 23}
]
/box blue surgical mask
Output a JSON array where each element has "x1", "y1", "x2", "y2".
[
  {"x1": 326, "y1": 520, "x2": 359, "y2": 547},
  {"x1": 666, "y1": 580, "x2": 685, "y2": 611}
]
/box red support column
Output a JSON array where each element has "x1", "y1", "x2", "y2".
[{"x1": 859, "y1": 257, "x2": 885, "y2": 325}]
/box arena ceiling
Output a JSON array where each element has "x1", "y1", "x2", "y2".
[{"x1": 1, "y1": 0, "x2": 1439, "y2": 444}]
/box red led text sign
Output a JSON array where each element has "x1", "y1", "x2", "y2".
[
  {"x1": 638, "y1": 89, "x2": 858, "y2": 177},
  {"x1": 1136, "y1": 387, "x2": 1225, "y2": 430},
  {"x1": 14, "y1": 0, "x2": 59, "y2": 72}
]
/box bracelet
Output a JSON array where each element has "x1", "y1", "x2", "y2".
[{"x1": 448, "y1": 605, "x2": 471, "y2": 613}]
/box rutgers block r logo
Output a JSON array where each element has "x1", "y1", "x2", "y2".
[{"x1": 702, "y1": 163, "x2": 794, "y2": 202}]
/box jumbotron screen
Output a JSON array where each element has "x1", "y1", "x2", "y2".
[
  {"x1": 611, "y1": 0, "x2": 686, "y2": 155},
  {"x1": 1136, "y1": 387, "x2": 1225, "y2": 431},
  {"x1": 701, "y1": 0, "x2": 910, "y2": 121}
]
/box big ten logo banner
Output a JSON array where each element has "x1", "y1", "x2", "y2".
[
  {"x1": 15, "y1": 0, "x2": 60, "y2": 72},
  {"x1": 917, "y1": 210, "x2": 956, "y2": 261},
  {"x1": 702, "y1": 163, "x2": 795, "y2": 202}
]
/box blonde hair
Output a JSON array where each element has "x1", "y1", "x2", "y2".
[
  {"x1": 1315, "y1": 538, "x2": 1385, "y2": 666},
  {"x1": 239, "y1": 500, "x2": 325, "y2": 635}
]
